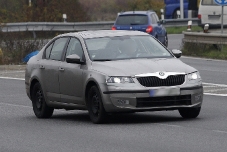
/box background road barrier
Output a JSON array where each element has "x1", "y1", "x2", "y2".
[
  {"x1": 0, "y1": 18, "x2": 199, "y2": 33},
  {"x1": 183, "y1": 31, "x2": 227, "y2": 44}
]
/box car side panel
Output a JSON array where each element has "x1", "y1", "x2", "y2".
[
  {"x1": 38, "y1": 59, "x2": 61, "y2": 102},
  {"x1": 59, "y1": 62, "x2": 85, "y2": 105}
]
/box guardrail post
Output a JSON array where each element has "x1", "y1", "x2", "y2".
[
  {"x1": 63, "y1": 14, "x2": 67, "y2": 23},
  {"x1": 32, "y1": 31, "x2": 36, "y2": 39},
  {"x1": 187, "y1": 21, "x2": 192, "y2": 31},
  {"x1": 160, "y1": 9, "x2": 164, "y2": 20},
  {"x1": 177, "y1": 10, "x2": 181, "y2": 19},
  {"x1": 203, "y1": 24, "x2": 209, "y2": 33}
]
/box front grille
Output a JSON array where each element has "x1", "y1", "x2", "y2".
[
  {"x1": 137, "y1": 75, "x2": 185, "y2": 87},
  {"x1": 136, "y1": 95, "x2": 191, "y2": 108}
]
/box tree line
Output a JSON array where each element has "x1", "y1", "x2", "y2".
[
  {"x1": 0, "y1": 0, "x2": 164, "y2": 23},
  {"x1": 0, "y1": 0, "x2": 164, "y2": 64}
]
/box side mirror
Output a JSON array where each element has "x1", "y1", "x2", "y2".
[
  {"x1": 171, "y1": 49, "x2": 182, "y2": 58},
  {"x1": 66, "y1": 54, "x2": 84, "y2": 64}
]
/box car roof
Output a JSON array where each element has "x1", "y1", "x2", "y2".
[
  {"x1": 59, "y1": 30, "x2": 149, "y2": 39},
  {"x1": 118, "y1": 10, "x2": 155, "y2": 15}
]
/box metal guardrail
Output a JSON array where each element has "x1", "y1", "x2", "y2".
[
  {"x1": 0, "y1": 18, "x2": 199, "y2": 32},
  {"x1": 0, "y1": 21, "x2": 115, "y2": 32},
  {"x1": 164, "y1": 18, "x2": 199, "y2": 27},
  {"x1": 183, "y1": 31, "x2": 227, "y2": 44}
]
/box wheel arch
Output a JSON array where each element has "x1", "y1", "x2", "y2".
[
  {"x1": 85, "y1": 80, "x2": 100, "y2": 105},
  {"x1": 172, "y1": 8, "x2": 180, "y2": 19},
  {"x1": 29, "y1": 78, "x2": 40, "y2": 100}
]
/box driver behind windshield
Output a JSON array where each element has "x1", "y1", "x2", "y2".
[{"x1": 117, "y1": 39, "x2": 137, "y2": 58}]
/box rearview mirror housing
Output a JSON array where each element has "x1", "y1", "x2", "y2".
[
  {"x1": 171, "y1": 49, "x2": 182, "y2": 58},
  {"x1": 66, "y1": 54, "x2": 84, "y2": 64}
]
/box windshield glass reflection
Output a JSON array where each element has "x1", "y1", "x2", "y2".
[{"x1": 85, "y1": 36, "x2": 173, "y2": 61}]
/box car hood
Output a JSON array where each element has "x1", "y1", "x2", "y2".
[{"x1": 91, "y1": 58, "x2": 196, "y2": 76}]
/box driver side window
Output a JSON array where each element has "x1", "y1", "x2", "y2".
[
  {"x1": 65, "y1": 38, "x2": 84, "y2": 60},
  {"x1": 49, "y1": 37, "x2": 68, "y2": 61}
]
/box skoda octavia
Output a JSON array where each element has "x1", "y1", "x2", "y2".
[{"x1": 25, "y1": 30, "x2": 203, "y2": 124}]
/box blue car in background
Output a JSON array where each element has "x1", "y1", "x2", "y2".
[
  {"x1": 164, "y1": 0, "x2": 188, "y2": 19},
  {"x1": 112, "y1": 11, "x2": 168, "y2": 47}
]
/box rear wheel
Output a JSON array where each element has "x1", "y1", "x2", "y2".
[
  {"x1": 31, "y1": 82, "x2": 54, "y2": 118},
  {"x1": 87, "y1": 86, "x2": 107, "y2": 124},
  {"x1": 178, "y1": 107, "x2": 201, "y2": 119},
  {"x1": 173, "y1": 9, "x2": 179, "y2": 19}
]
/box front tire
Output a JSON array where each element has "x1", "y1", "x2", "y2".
[
  {"x1": 178, "y1": 107, "x2": 201, "y2": 119},
  {"x1": 31, "y1": 82, "x2": 54, "y2": 118},
  {"x1": 87, "y1": 86, "x2": 107, "y2": 124}
]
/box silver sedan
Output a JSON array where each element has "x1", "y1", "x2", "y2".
[{"x1": 25, "y1": 30, "x2": 203, "y2": 124}]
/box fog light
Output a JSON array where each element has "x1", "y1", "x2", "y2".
[
  {"x1": 195, "y1": 94, "x2": 202, "y2": 101},
  {"x1": 117, "y1": 99, "x2": 129, "y2": 105}
]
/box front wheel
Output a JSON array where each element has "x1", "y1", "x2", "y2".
[
  {"x1": 87, "y1": 86, "x2": 107, "y2": 124},
  {"x1": 31, "y1": 82, "x2": 54, "y2": 118},
  {"x1": 178, "y1": 107, "x2": 201, "y2": 119}
]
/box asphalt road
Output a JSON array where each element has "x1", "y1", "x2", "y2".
[
  {"x1": 1, "y1": 34, "x2": 227, "y2": 152},
  {"x1": 1, "y1": 79, "x2": 227, "y2": 152}
]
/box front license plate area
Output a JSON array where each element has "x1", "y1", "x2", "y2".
[{"x1": 149, "y1": 88, "x2": 180, "y2": 97}]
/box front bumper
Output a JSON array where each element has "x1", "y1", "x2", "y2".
[{"x1": 101, "y1": 84, "x2": 203, "y2": 112}]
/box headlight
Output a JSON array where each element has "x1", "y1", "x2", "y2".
[
  {"x1": 188, "y1": 72, "x2": 201, "y2": 81},
  {"x1": 107, "y1": 77, "x2": 134, "y2": 83}
]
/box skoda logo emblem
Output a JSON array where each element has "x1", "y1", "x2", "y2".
[{"x1": 159, "y1": 72, "x2": 165, "y2": 76}]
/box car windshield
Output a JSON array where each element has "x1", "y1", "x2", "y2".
[
  {"x1": 116, "y1": 14, "x2": 148, "y2": 25},
  {"x1": 85, "y1": 36, "x2": 173, "y2": 61}
]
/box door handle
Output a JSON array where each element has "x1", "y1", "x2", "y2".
[
  {"x1": 59, "y1": 67, "x2": 65, "y2": 71},
  {"x1": 39, "y1": 65, "x2": 45, "y2": 69}
]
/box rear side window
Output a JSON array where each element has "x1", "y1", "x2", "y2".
[
  {"x1": 201, "y1": 0, "x2": 218, "y2": 5},
  {"x1": 150, "y1": 14, "x2": 158, "y2": 24},
  {"x1": 116, "y1": 14, "x2": 148, "y2": 25},
  {"x1": 45, "y1": 43, "x2": 53, "y2": 59}
]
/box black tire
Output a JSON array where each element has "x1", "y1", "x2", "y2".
[
  {"x1": 173, "y1": 10, "x2": 179, "y2": 19},
  {"x1": 31, "y1": 82, "x2": 54, "y2": 118},
  {"x1": 87, "y1": 86, "x2": 107, "y2": 124},
  {"x1": 164, "y1": 34, "x2": 168, "y2": 47},
  {"x1": 178, "y1": 107, "x2": 201, "y2": 119}
]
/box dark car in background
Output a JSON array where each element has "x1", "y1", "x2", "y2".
[
  {"x1": 112, "y1": 11, "x2": 168, "y2": 47},
  {"x1": 164, "y1": 0, "x2": 189, "y2": 19}
]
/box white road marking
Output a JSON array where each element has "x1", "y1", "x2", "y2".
[
  {"x1": 0, "y1": 70, "x2": 25, "y2": 73},
  {"x1": 158, "y1": 123, "x2": 227, "y2": 134},
  {"x1": 203, "y1": 82, "x2": 227, "y2": 87},
  {"x1": 203, "y1": 93, "x2": 227, "y2": 97},
  {"x1": 203, "y1": 86, "x2": 217, "y2": 88},
  {"x1": 1, "y1": 101, "x2": 227, "y2": 134},
  {"x1": 0, "y1": 102, "x2": 76, "y2": 114},
  {"x1": 0, "y1": 77, "x2": 25, "y2": 80},
  {"x1": 206, "y1": 88, "x2": 227, "y2": 92},
  {"x1": 0, "y1": 102, "x2": 31, "y2": 109},
  {"x1": 182, "y1": 56, "x2": 227, "y2": 63},
  {"x1": 212, "y1": 130, "x2": 227, "y2": 134}
]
